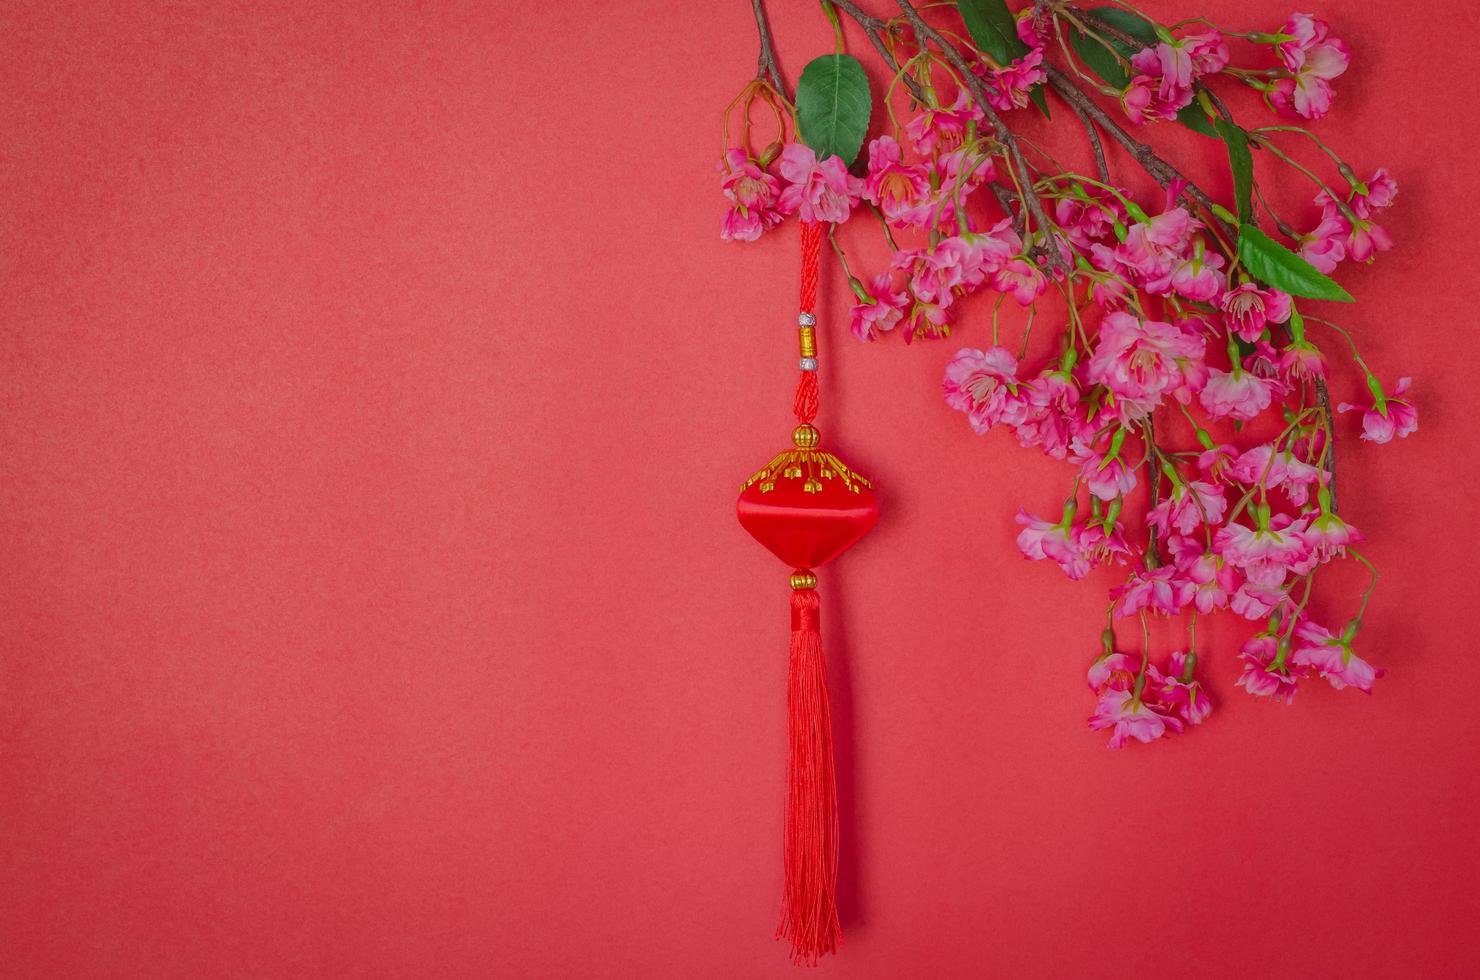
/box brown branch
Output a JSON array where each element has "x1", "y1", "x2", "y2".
[
  {"x1": 1066, "y1": 97, "x2": 1109, "y2": 182},
  {"x1": 1044, "y1": 65, "x2": 1237, "y2": 243},
  {"x1": 750, "y1": 0, "x2": 787, "y2": 95},
  {"x1": 829, "y1": 0, "x2": 926, "y2": 104},
  {"x1": 1069, "y1": 3, "x2": 1145, "y2": 49},
  {"x1": 893, "y1": 0, "x2": 1068, "y2": 271},
  {"x1": 989, "y1": 182, "x2": 1026, "y2": 236}
]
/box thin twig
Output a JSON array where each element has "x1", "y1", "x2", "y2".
[
  {"x1": 893, "y1": 0, "x2": 1068, "y2": 271},
  {"x1": 1145, "y1": 415, "x2": 1160, "y2": 563},
  {"x1": 1044, "y1": 65, "x2": 1237, "y2": 243},
  {"x1": 1315, "y1": 377, "x2": 1338, "y2": 513},
  {"x1": 829, "y1": 0, "x2": 926, "y2": 103},
  {"x1": 750, "y1": 0, "x2": 787, "y2": 95},
  {"x1": 1066, "y1": 97, "x2": 1109, "y2": 182},
  {"x1": 989, "y1": 182, "x2": 1026, "y2": 236}
]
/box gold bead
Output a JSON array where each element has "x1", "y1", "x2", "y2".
[
  {"x1": 792, "y1": 424, "x2": 820, "y2": 449},
  {"x1": 798, "y1": 325, "x2": 817, "y2": 358},
  {"x1": 790, "y1": 571, "x2": 817, "y2": 590}
]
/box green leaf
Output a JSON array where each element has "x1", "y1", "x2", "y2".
[
  {"x1": 958, "y1": 0, "x2": 1027, "y2": 66},
  {"x1": 1067, "y1": 23, "x2": 1132, "y2": 88},
  {"x1": 1238, "y1": 226, "x2": 1354, "y2": 302},
  {"x1": 795, "y1": 54, "x2": 873, "y2": 166},
  {"x1": 1082, "y1": 6, "x2": 1158, "y2": 45},
  {"x1": 1029, "y1": 86, "x2": 1051, "y2": 119},
  {"x1": 1215, "y1": 119, "x2": 1253, "y2": 222},
  {"x1": 1176, "y1": 103, "x2": 1217, "y2": 137}
]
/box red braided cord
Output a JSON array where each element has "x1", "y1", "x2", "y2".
[
  {"x1": 794, "y1": 222, "x2": 822, "y2": 424},
  {"x1": 799, "y1": 221, "x2": 822, "y2": 312}
]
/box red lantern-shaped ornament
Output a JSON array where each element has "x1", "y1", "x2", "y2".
[{"x1": 737, "y1": 221, "x2": 878, "y2": 965}]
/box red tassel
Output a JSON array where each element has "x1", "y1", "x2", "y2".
[{"x1": 778, "y1": 580, "x2": 841, "y2": 965}]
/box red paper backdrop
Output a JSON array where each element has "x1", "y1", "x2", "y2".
[{"x1": 4, "y1": 1, "x2": 1478, "y2": 976}]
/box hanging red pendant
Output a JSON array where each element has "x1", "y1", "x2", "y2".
[
  {"x1": 736, "y1": 220, "x2": 878, "y2": 965},
  {"x1": 737, "y1": 425, "x2": 879, "y2": 570}
]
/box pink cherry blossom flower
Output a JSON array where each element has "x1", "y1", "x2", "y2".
[
  {"x1": 1298, "y1": 213, "x2": 1349, "y2": 273},
  {"x1": 983, "y1": 48, "x2": 1047, "y2": 111},
  {"x1": 903, "y1": 298, "x2": 952, "y2": 342},
  {"x1": 1054, "y1": 190, "x2": 1125, "y2": 250},
  {"x1": 1197, "y1": 443, "x2": 1237, "y2": 483},
  {"x1": 1151, "y1": 650, "x2": 1213, "y2": 725},
  {"x1": 1235, "y1": 633, "x2": 1305, "y2": 702},
  {"x1": 990, "y1": 256, "x2": 1047, "y2": 306},
  {"x1": 861, "y1": 135, "x2": 932, "y2": 226},
  {"x1": 1301, "y1": 509, "x2": 1363, "y2": 562},
  {"x1": 1075, "y1": 520, "x2": 1133, "y2": 567},
  {"x1": 1149, "y1": 479, "x2": 1227, "y2": 537},
  {"x1": 1016, "y1": 509, "x2": 1092, "y2": 580},
  {"x1": 1120, "y1": 31, "x2": 1227, "y2": 125},
  {"x1": 1230, "y1": 444, "x2": 1322, "y2": 507},
  {"x1": 905, "y1": 239, "x2": 979, "y2": 305},
  {"x1": 1221, "y1": 283, "x2": 1292, "y2": 342},
  {"x1": 1230, "y1": 576, "x2": 1287, "y2": 620},
  {"x1": 1344, "y1": 216, "x2": 1394, "y2": 264},
  {"x1": 1292, "y1": 620, "x2": 1383, "y2": 693},
  {"x1": 1315, "y1": 174, "x2": 1397, "y2": 265},
  {"x1": 849, "y1": 273, "x2": 909, "y2": 342},
  {"x1": 1268, "y1": 13, "x2": 1350, "y2": 120},
  {"x1": 1087, "y1": 651, "x2": 1137, "y2": 693},
  {"x1": 1215, "y1": 520, "x2": 1308, "y2": 571},
  {"x1": 1074, "y1": 441, "x2": 1138, "y2": 501},
  {"x1": 1280, "y1": 341, "x2": 1327, "y2": 381},
  {"x1": 1338, "y1": 376, "x2": 1418, "y2": 443},
  {"x1": 1089, "y1": 689, "x2": 1183, "y2": 749},
  {"x1": 943, "y1": 346, "x2": 1026, "y2": 434},
  {"x1": 904, "y1": 90, "x2": 982, "y2": 156},
  {"x1": 1165, "y1": 251, "x2": 1226, "y2": 302},
  {"x1": 1129, "y1": 46, "x2": 1194, "y2": 110},
  {"x1": 1244, "y1": 340, "x2": 1283, "y2": 381},
  {"x1": 777, "y1": 143, "x2": 862, "y2": 224},
  {"x1": 1347, "y1": 168, "x2": 1399, "y2": 216},
  {"x1": 1015, "y1": 8, "x2": 1046, "y2": 48},
  {"x1": 1113, "y1": 565, "x2": 1194, "y2": 617},
  {"x1": 1199, "y1": 368, "x2": 1275, "y2": 421},
  {"x1": 718, "y1": 148, "x2": 784, "y2": 242},
  {"x1": 1169, "y1": 540, "x2": 1238, "y2": 613},
  {"x1": 1086, "y1": 312, "x2": 1205, "y2": 420},
  {"x1": 1014, "y1": 368, "x2": 1088, "y2": 460},
  {"x1": 1121, "y1": 73, "x2": 1185, "y2": 125},
  {"x1": 1115, "y1": 206, "x2": 1198, "y2": 280}
]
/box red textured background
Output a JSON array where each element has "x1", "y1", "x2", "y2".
[{"x1": 3, "y1": 1, "x2": 1478, "y2": 976}]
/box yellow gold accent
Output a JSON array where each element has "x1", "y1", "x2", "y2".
[
  {"x1": 790, "y1": 571, "x2": 817, "y2": 590},
  {"x1": 798, "y1": 325, "x2": 817, "y2": 358},
  {"x1": 791, "y1": 424, "x2": 820, "y2": 449},
  {"x1": 741, "y1": 445, "x2": 874, "y2": 495}
]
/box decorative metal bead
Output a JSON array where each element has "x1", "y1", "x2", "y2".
[
  {"x1": 792, "y1": 423, "x2": 820, "y2": 449},
  {"x1": 790, "y1": 570, "x2": 818, "y2": 590},
  {"x1": 799, "y1": 356, "x2": 818, "y2": 371},
  {"x1": 797, "y1": 313, "x2": 816, "y2": 326}
]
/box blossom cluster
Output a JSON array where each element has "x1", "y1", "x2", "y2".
[{"x1": 721, "y1": 4, "x2": 1409, "y2": 747}]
